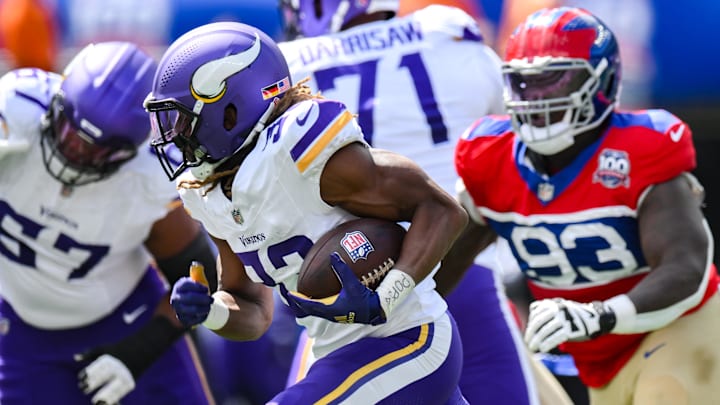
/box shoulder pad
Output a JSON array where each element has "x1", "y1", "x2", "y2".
[
  {"x1": 608, "y1": 110, "x2": 696, "y2": 183},
  {"x1": 613, "y1": 109, "x2": 682, "y2": 134},
  {"x1": 462, "y1": 115, "x2": 512, "y2": 140},
  {"x1": 411, "y1": 5, "x2": 485, "y2": 42},
  {"x1": 644, "y1": 109, "x2": 691, "y2": 145},
  {"x1": 0, "y1": 68, "x2": 59, "y2": 110},
  {"x1": 0, "y1": 69, "x2": 60, "y2": 157},
  {"x1": 612, "y1": 109, "x2": 692, "y2": 147},
  {"x1": 268, "y1": 99, "x2": 366, "y2": 176}
]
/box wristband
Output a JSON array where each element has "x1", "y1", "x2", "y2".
[
  {"x1": 375, "y1": 269, "x2": 415, "y2": 318},
  {"x1": 603, "y1": 294, "x2": 637, "y2": 333},
  {"x1": 590, "y1": 300, "x2": 617, "y2": 336},
  {"x1": 202, "y1": 294, "x2": 230, "y2": 330}
]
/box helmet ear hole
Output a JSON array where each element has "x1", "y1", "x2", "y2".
[
  {"x1": 313, "y1": 0, "x2": 323, "y2": 18},
  {"x1": 147, "y1": 22, "x2": 292, "y2": 180},
  {"x1": 223, "y1": 104, "x2": 237, "y2": 131},
  {"x1": 603, "y1": 71, "x2": 617, "y2": 100}
]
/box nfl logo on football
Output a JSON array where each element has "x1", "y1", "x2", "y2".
[{"x1": 341, "y1": 231, "x2": 375, "y2": 262}]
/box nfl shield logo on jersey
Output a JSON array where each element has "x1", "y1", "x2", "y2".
[
  {"x1": 231, "y1": 208, "x2": 244, "y2": 225},
  {"x1": 537, "y1": 183, "x2": 555, "y2": 202},
  {"x1": 341, "y1": 231, "x2": 375, "y2": 262},
  {"x1": 593, "y1": 149, "x2": 631, "y2": 188}
]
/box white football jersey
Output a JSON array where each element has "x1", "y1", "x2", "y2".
[
  {"x1": 280, "y1": 4, "x2": 511, "y2": 272},
  {"x1": 178, "y1": 99, "x2": 447, "y2": 358},
  {"x1": 279, "y1": 5, "x2": 505, "y2": 194},
  {"x1": 0, "y1": 68, "x2": 179, "y2": 329}
]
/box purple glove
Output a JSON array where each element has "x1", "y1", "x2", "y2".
[
  {"x1": 280, "y1": 253, "x2": 386, "y2": 325},
  {"x1": 170, "y1": 277, "x2": 213, "y2": 328}
]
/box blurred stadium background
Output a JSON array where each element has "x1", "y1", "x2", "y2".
[{"x1": 1, "y1": 1, "x2": 718, "y2": 404}]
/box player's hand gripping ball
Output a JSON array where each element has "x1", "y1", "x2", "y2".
[{"x1": 297, "y1": 218, "x2": 406, "y2": 298}]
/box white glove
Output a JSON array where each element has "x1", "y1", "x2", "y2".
[
  {"x1": 525, "y1": 298, "x2": 615, "y2": 353},
  {"x1": 78, "y1": 354, "x2": 136, "y2": 405}
]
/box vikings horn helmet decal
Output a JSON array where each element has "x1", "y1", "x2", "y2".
[
  {"x1": 145, "y1": 22, "x2": 292, "y2": 180},
  {"x1": 190, "y1": 33, "x2": 261, "y2": 103}
]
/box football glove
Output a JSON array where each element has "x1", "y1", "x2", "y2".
[
  {"x1": 170, "y1": 276, "x2": 213, "y2": 328},
  {"x1": 77, "y1": 354, "x2": 134, "y2": 405},
  {"x1": 525, "y1": 298, "x2": 616, "y2": 352},
  {"x1": 75, "y1": 316, "x2": 186, "y2": 405},
  {"x1": 280, "y1": 253, "x2": 386, "y2": 325}
]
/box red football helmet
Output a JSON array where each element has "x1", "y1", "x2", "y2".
[{"x1": 502, "y1": 7, "x2": 621, "y2": 155}]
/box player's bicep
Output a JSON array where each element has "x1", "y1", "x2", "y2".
[
  {"x1": 144, "y1": 203, "x2": 200, "y2": 259},
  {"x1": 435, "y1": 218, "x2": 496, "y2": 296},
  {"x1": 638, "y1": 174, "x2": 709, "y2": 271},
  {"x1": 320, "y1": 144, "x2": 436, "y2": 221}
]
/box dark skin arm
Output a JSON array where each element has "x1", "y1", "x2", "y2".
[
  {"x1": 438, "y1": 174, "x2": 709, "y2": 315},
  {"x1": 206, "y1": 142, "x2": 467, "y2": 339},
  {"x1": 435, "y1": 215, "x2": 497, "y2": 296},
  {"x1": 628, "y1": 174, "x2": 709, "y2": 313},
  {"x1": 206, "y1": 236, "x2": 275, "y2": 340},
  {"x1": 144, "y1": 203, "x2": 204, "y2": 327},
  {"x1": 320, "y1": 143, "x2": 469, "y2": 286}
]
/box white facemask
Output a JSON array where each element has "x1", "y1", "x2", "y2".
[{"x1": 518, "y1": 110, "x2": 576, "y2": 155}]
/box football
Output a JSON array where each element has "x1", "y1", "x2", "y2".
[{"x1": 296, "y1": 218, "x2": 406, "y2": 298}]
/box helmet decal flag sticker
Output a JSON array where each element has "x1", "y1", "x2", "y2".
[
  {"x1": 190, "y1": 33, "x2": 262, "y2": 103},
  {"x1": 261, "y1": 77, "x2": 290, "y2": 100}
]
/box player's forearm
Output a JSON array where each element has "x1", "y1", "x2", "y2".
[
  {"x1": 207, "y1": 288, "x2": 274, "y2": 341},
  {"x1": 604, "y1": 248, "x2": 711, "y2": 334},
  {"x1": 435, "y1": 219, "x2": 495, "y2": 296},
  {"x1": 156, "y1": 231, "x2": 218, "y2": 291},
  {"x1": 397, "y1": 197, "x2": 468, "y2": 283},
  {"x1": 609, "y1": 174, "x2": 715, "y2": 334}
]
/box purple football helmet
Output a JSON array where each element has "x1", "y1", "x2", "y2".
[
  {"x1": 503, "y1": 7, "x2": 621, "y2": 155},
  {"x1": 145, "y1": 22, "x2": 292, "y2": 180},
  {"x1": 41, "y1": 41, "x2": 157, "y2": 186},
  {"x1": 281, "y1": 0, "x2": 399, "y2": 38}
]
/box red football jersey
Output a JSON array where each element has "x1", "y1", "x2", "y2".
[{"x1": 455, "y1": 110, "x2": 719, "y2": 387}]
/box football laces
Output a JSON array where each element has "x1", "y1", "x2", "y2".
[{"x1": 360, "y1": 258, "x2": 395, "y2": 288}]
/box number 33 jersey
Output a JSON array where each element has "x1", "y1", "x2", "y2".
[
  {"x1": 455, "y1": 111, "x2": 719, "y2": 387},
  {"x1": 280, "y1": 5, "x2": 504, "y2": 194}
]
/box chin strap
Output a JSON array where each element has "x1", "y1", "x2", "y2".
[
  {"x1": 240, "y1": 98, "x2": 279, "y2": 149},
  {"x1": 191, "y1": 99, "x2": 278, "y2": 181},
  {"x1": 190, "y1": 160, "x2": 225, "y2": 181}
]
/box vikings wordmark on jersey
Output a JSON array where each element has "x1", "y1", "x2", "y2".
[{"x1": 177, "y1": 98, "x2": 447, "y2": 359}]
